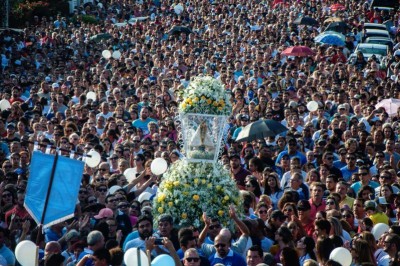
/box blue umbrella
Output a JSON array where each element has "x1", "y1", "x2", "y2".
[
  {"x1": 315, "y1": 34, "x2": 345, "y2": 46},
  {"x1": 315, "y1": 31, "x2": 345, "y2": 42}
]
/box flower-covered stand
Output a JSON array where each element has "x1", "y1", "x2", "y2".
[{"x1": 153, "y1": 76, "x2": 242, "y2": 229}]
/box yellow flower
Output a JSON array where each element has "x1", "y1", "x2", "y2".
[
  {"x1": 193, "y1": 194, "x2": 200, "y2": 201},
  {"x1": 224, "y1": 195, "x2": 230, "y2": 201},
  {"x1": 157, "y1": 193, "x2": 166, "y2": 203},
  {"x1": 173, "y1": 181, "x2": 180, "y2": 187},
  {"x1": 181, "y1": 213, "x2": 187, "y2": 219},
  {"x1": 201, "y1": 96, "x2": 206, "y2": 100},
  {"x1": 207, "y1": 183, "x2": 212, "y2": 189},
  {"x1": 193, "y1": 97, "x2": 199, "y2": 102},
  {"x1": 158, "y1": 207, "x2": 164, "y2": 214},
  {"x1": 194, "y1": 178, "x2": 199, "y2": 185},
  {"x1": 201, "y1": 179, "x2": 206, "y2": 184},
  {"x1": 218, "y1": 107, "x2": 223, "y2": 111},
  {"x1": 168, "y1": 202, "x2": 173, "y2": 207},
  {"x1": 181, "y1": 103, "x2": 187, "y2": 109},
  {"x1": 213, "y1": 101, "x2": 219, "y2": 107},
  {"x1": 216, "y1": 185, "x2": 222, "y2": 191},
  {"x1": 206, "y1": 99, "x2": 212, "y2": 105},
  {"x1": 183, "y1": 191, "x2": 189, "y2": 196},
  {"x1": 218, "y1": 210, "x2": 224, "y2": 217}
]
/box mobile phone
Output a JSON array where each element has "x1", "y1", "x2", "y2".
[{"x1": 154, "y1": 238, "x2": 163, "y2": 245}]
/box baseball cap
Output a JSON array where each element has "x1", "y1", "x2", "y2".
[
  {"x1": 45, "y1": 76, "x2": 51, "y2": 82},
  {"x1": 394, "y1": 50, "x2": 400, "y2": 57},
  {"x1": 94, "y1": 208, "x2": 114, "y2": 219},
  {"x1": 364, "y1": 200, "x2": 377, "y2": 211},
  {"x1": 297, "y1": 200, "x2": 311, "y2": 211},
  {"x1": 6, "y1": 123, "x2": 15, "y2": 129},
  {"x1": 52, "y1": 83, "x2": 60, "y2": 88}
]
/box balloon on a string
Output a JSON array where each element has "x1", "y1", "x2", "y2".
[
  {"x1": 102, "y1": 50, "x2": 112, "y2": 59},
  {"x1": 329, "y1": 247, "x2": 352, "y2": 266},
  {"x1": 112, "y1": 50, "x2": 121, "y2": 59},
  {"x1": 372, "y1": 223, "x2": 390, "y2": 240},
  {"x1": 151, "y1": 158, "x2": 168, "y2": 175},
  {"x1": 86, "y1": 91, "x2": 96, "y2": 101},
  {"x1": 15, "y1": 240, "x2": 37, "y2": 266},
  {"x1": 307, "y1": 101, "x2": 319, "y2": 112},
  {"x1": 151, "y1": 254, "x2": 175, "y2": 266},
  {"x1": 84, "y1": 150, "x2": 101, "y2": 167},
  {"x1": 124, "y1": 248, "x2": 149, "y2": 266},
  {"x1": 124, "y1": 168, "x2": 137, "y2": 183},
  {"x1": 0, "y1": 99, "x2": 11, "y2": 111}
]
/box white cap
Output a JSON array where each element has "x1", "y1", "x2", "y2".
[
  {"x1": 52, "y1": 83, "x2": 59, "y2": 88},
  {"x1": 394, "y1": 50, "x2": 400, "y2": 57}
]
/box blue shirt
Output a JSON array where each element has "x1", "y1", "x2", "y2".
[
  {"x1": 340, "y1": 166, "x2": 358, "y2": 182},
  {"x1": 209, "y1": 249, "x2": 247, "y2": 266}
]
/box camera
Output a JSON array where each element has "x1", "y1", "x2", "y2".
[{"x1": 154, "y1": 238, "x2": 164, "y2": 245}]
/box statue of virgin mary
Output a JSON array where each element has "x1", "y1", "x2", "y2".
[{"x1": 190, "y1": 121, "x2": 214, "y2": 151}]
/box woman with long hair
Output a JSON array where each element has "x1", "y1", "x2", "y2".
[
  {"x1": 274, "y1": 226, "x2": 295, "y2": 264},
  {"x1": 297, "y1": 236, "x2": 316, "y2": 266},
  {"x1": 316, "y1": 237, "x2": 335, "y2": 266},
  {"x1": 280, "y1": 247, "x2": 300, "y2": 266},
  {"x1": 263, "y1": 172, "x2": 283, "y2": 209},
  {"x1": 255, "y1": 202, "x2": 269, "y2": 223},
  {"x1": 351, "y1": 238, "x2": 377, "y2": 266},
  {"x1": 245, "y1": 175, "x2": 262, "y2": 199}
]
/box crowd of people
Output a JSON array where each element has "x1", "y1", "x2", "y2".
[{"x1": 1, "y1": 0, "x2": 400, "y2": 265}]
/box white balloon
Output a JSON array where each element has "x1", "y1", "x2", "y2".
[
  {"x1": 329, "y1": 247, "x2": 352, "y2": 266},
  {"x1": 0, "y1": 99, "x2": 11, "y2": 111},
  {"x1": 151, "y1": 254, "x2": 175, "y2": 266},
  {"x1": 84, "y1": 150, "x2": 101, "y2": 168},
  {"x1": 112, "y1": 50, "x2": 121, "y2": 59},
  {"x1": 138, "y1": 192, "x2": 152, "y2": 203},
  {"x1": 102, "y1": 50, "x2": 112, "y2": 59},
  {"x1": 124, "y1": 168, "x2": 137, "y2": 183},
  {"x1": 174, "y1": 4, "x2": 184, "y2": 14},
  {"x1": 86, "y1": 91, "x2": 96, "y2": 101},
  {"x1": 124, "y1": 248, "x2": 149, "y2": 266},
  {"x1": 15, "y1": 240, "x2": 37, "y2": 266},
  {"x1": 150, "y1": 158, "x2": 168, "y2": 175},
  {"x1": 307, "y1": 100, "x2": 319, "y2": 112},
  {"x1": 372, "y1": 223, "x2": 390, "y2": 240}
]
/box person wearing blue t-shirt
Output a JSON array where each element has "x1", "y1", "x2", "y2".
[
  {"x1": 208, "y1": 235, "x2": 246, "y2": 266},
  {"x1": 340, "y1": 154, "x2": 359, "y2": 182},
  {"x1": 132, "y1": 107, "x2": 156, "y2": 135}
]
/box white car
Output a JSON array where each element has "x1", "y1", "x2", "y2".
[{"x1": 348, "y1": 43, "x2": 388, "y2": 64}]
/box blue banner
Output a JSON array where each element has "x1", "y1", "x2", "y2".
[{"x1": 25, "y1": 152, "x2": 84, "y2": 228}]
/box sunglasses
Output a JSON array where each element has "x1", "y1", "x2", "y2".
[
  {"x1": 215, "y1": 244, "x2": 226, "y2": 248},
  {"x1": 186, "y1": 258, "x2": 200, "y2": 262},
  {"x1": 258, "y1": 210, "x2": 268, "y2": 214},
  {"x1": 284, "y1": 208, "x2": 293, "y2": 212},
  {"x1": 97, "y1": 188, "x2": 107, "y2": 192},
  {"x1": 326, "y1": 201, "x2": 335, "y2": 205}
]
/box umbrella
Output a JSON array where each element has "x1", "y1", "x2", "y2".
[
  {"x1": 168, "y1": 26, "x2": 193, "y2": 35},
  {"x1": 315, "y1": 31, "x2": 345, "y2": 42},
  {"x1": 90, "y1": 33, "x2": 112, "y2": 42},
  {"x1": 324, "y1": 17, "x2": 342, "y2": 24},
  {"x1": 375, "y1": 98, "x2": 400, "y2": 116},
  {"x1": 315, "y1": 34, "x2": 345, "y2": 46},
  {"x1": 325, "y1": 21, "x2": 350, "y2": 34},
  {"x1": 272, "y1": 0, "x2": 289, "y2": 8},
  {"x1": 330, "y1": 3, "x2": 346, "y2": 12},
  {"x1": 281, "y1": 46, "x2": 315, "y2": 57},
  {"x1": 293, "y1": 16, "x2": 318, "y2": 26},
  {"x1": 236, "y1": 120, "x2": 288, "y2": 142}
]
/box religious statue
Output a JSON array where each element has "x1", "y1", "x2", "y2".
[{"x1": 190, "y1": 121, "x2": 214, "y2": 151}]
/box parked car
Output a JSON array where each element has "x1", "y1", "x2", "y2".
[{"x1": 348, "y1": 43, "x2": 388, "y2": 64}]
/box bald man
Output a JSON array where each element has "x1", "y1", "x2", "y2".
[{"x1": 208, "y1": 235, "x2": 246, "y2": 266}]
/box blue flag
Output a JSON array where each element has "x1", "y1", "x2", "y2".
[{"x1": 25, "y1": 152, "x2": 84, "y2": 228}]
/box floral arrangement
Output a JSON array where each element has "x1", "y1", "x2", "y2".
[
  {"x1": 179, "y1": 76, "x2": 232, "y2": 115},
  {"x1": 153, "y1": 161, "x2": 243, "y2": 229}
]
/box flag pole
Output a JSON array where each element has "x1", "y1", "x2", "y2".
[{"x1": 40, "y1": 153, "x2": 59, "y2": 226}]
